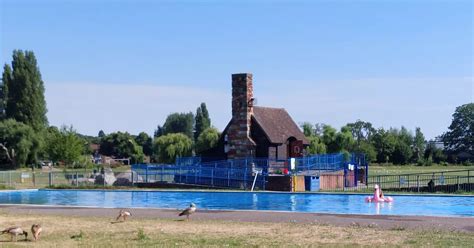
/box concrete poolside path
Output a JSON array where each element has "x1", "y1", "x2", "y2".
[{"x1": 1, "y1": 205, "x2": 473, "y2": 233}]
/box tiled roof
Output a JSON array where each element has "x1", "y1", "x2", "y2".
[{"x1": 252, "y1": 106, "x2": 309, "y2": 145}]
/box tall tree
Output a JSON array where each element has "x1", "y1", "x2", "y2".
[
  {"x1": 154, "y1": 125, "x2": 164, "y2": 138},
  {"x1": 0, "y1": 64, "x2": 11, "y2": 120},
  {"x1": 195, "y1": 127, "x2": 220, "y2": 154},
  {"x1": 98, "y1": 130, "x2": 106, "y2": 138},
  {"x1": 162, "y1": 112, "x2": 194, "y2": 138},
  {"x1": 413, "y1": 127, "x2": 426, "y2": 162},
  {"x1": 153, "y1": 133, "x2": 192, "y2": 163},
  {"x1": 4, "y1": 50, "x2": 48, "y2": 130},
  {"x1": 443, "y1": 103, "x2": 474, "y2": 155},
  {"x1": 194, "y1": 103, "x2": 211, "y2": 141},
  {"x1": 135, "y1": 132, "x2": 153, "y2": 156}
]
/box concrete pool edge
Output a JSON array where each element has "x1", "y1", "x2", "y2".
[{"x1": 1, "y1": 204, "x2": 473, "y2": 233}]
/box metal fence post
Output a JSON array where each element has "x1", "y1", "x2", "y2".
[
  {"x1": 417, "y1": 175, "x2": 420, "y2": 192},
  {"x1": 76, "y1": 172, "x2": 79, "y2": 187},
  {"x1": 468, "y1": 170, "x2": 470, "y2": 191},
  {"x1": 211, "y1": 169, "x2": 214, "y2": 187},
  {"x1": 398, "y1": 175, "x2": 401, "y2": 190},
  {"x1": 457, "y1": 176, "x2": 460, "y2": 192},
  {"x1": 145, "y1": 165, "x2": 149, "y2": 183},
  {"x1": 48, "y1": 172, "x2": 52, "y2": 187}
]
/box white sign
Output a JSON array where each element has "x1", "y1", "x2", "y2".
[
  {"x1": 21, "y1": 173, "x2": 30, "y2": 179},
  {"x1": 290, "y1": 158, "x2": 296, "y2": 170}
]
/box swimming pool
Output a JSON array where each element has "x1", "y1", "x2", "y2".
[{"x1": 0, "y1": 190, "x2": 473, "y2": 217}]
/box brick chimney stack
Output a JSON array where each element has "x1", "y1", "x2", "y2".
[{"x1": 227, "y1": 73, "x2": 256, "y2": 159}]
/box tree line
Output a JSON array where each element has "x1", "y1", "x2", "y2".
[
  {"x1": 301, "y1": 103, "x2": 473, "y2": 165},
  {"x1": 1, "y1": 50, "x2": 473, "y2": 169}
]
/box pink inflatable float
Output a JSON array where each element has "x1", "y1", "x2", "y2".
[{"x1": 365, "y1": 184, "x2": 393, "y2": 203}]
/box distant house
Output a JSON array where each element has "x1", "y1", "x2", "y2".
[{"x1": 203, "y1": 73, "x2": 309, "y2": 161}]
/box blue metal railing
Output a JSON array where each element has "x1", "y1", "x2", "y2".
[{"x1": 133, "y1": 153, "x2": 367, "y2": 190}]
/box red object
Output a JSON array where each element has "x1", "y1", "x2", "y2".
[{"x1": 283, "y1": 168, "x2": 289, "y2": 175}]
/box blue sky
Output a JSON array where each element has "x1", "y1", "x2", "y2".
[{"x1": 1, "y1": 0, "x2": 472, "y2": 139}]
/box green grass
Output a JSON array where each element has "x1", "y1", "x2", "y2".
[{"x1": 369, "y1": 164, "x2": 474, "y2": 176}]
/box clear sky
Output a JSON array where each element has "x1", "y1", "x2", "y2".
[{"x1": 1, "y1": 0, "x2": 472, "y2": 140}]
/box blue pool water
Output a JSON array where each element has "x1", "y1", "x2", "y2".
[{"x1": 0, "y1": 190, "x2": 473, "y2": 217}]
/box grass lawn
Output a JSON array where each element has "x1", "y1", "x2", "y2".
[
  {"x1": 0, "y1": 212, "x2": 473, "y2": 247},
  {"x1": 369, "y1": 164, "x2": 474, "y2": 176}
]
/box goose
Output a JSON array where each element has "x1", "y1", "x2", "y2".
[
  {"x1": 179, "y1": 203, "x2": 196, "y2": 221},
  {"x1": 116, "y1": 209, "x2": 132, "y2": 222},
  {"x1": 1, "y1": 226, "x2": 28, "y2": 242},
  {"x1": 31, "y1": 224, "x2": 42, "y2": 241}
]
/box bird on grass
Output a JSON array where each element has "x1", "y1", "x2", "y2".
[
  {"x1": 179, "y1": 203, "x2": 197, "y2": 221},
  {"x1": 116, "y1": 209, "x2": 132, "y2": 222},
  {"x1": 1, "y1": 226, "x2": 28, "y2": 242},
  {"x1": 31, "y1": 224, "x2": 42, "y2": 241}
]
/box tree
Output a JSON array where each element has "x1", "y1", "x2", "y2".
[
  {"x1": 0, "y1": 119, "x2": 41, "y2": 168},
  {"x1": 306, "y1": 136, "x2": 327, "y2": 155},
  {"x1": 372, "y1": 128, "x2": 396, "y2": 163},
  {"x1": 162, "y1": 112, "x2": 194, "y2": 138},
  {"x1": 322, "y1": 125, "x2": 338, "y2": 153},
  {"x1": 46, "y1": 126, "x2": 85, "y2": 166},
  {"x1": 99, "y1": 132, "x2": 144, "y2": 164},
  {"x1": 0, "y1": 64, "x2": 11, "y2": 120},
  {"x1": 98, "y1": 130, "x2": 106, "y2": 138},
  {"x1": 195, "y1": 127, "x2": 220, "y2": 154},
  {"x1": 301, "y1": 122, "x2": 314, "y2": 137},
  {"x1": 153, "y1": 133, "x2": 192, "y2": 163},
  {"x1": 389, "y1": 127, "x2": 413, "y2": 165},
  {"x1": 135, "y1": 132, "x2": 153, "y2": 156},
  {"x1": 413, "y1": 127, "x2": 426, "y2": 162},
  {"x1": 346, "y1": 120, "x2": 375, "y2": 147},
  {"x1": 4, "y1": 50, "x2": 48, "y2": 130},
  {"x1": 154, "y1": 125, "x2": 164, "y2": 138},
  {"x1": 443, "y1": 103, "x2": 474, "y2": 155},
  {"x1": 194, "y1": 103, "x2": 211, "y2": 141}
]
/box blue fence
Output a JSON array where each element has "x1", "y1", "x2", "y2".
[{"x1": 132, "y1": 153, "x2": 367, "y2": 190}]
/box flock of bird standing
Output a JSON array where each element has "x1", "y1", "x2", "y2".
[{"x1": 1, "y1": 203, "x2": 196, "y2": 242}]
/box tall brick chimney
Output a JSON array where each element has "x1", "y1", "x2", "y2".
[{"x1": 227, "y1": 73, "x2": 256, "y2": 159}]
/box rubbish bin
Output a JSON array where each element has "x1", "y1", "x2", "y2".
[{"x1": 305, "y1": 176, "x2": 320, "y2": 191}]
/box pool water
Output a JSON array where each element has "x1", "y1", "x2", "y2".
[{"x1": 0, "y1": 190, "x2": 473, "y2": 217}]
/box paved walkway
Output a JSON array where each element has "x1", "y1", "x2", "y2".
[{"x1": 1, "y1": 205, "x2": 473, "y2": 232}]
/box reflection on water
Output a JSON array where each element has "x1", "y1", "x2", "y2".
[{"x1": 0, "y1": 190, "x2": 473, "y2": 217}]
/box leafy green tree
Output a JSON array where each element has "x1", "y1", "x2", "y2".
[
  {"x1": 389, "y1": 127, "x2": 413, "y2": 165},
  {"x1": 135, "y1": 132, "x2": 153, "y2": 156},
  {"x1": 195, "y1": 127, "x2": 220, "y2": 154},
  {"x1": 98, "y1": 130, "x2": 106, "y2": 138},
  {"x1": 162, "y1": 112, "x2": 194, "y2": 138},
  {"x1": 372, "y1": 128, "x2": 397, "y2": 163},
  {"x1": 0, "y1": 64, "x2": 11, "y2": 120},
  {"x1": 46, "y1": 125, "x2": 85, "y2": 166},
  {"x1": 424, "y1": 141, "x2": 447, "y2": 164},
  {"x1": 413, "y1": 127, "x2": 426, "y2": 162},
  {"x1": 0, "y1": 119, "x2": 41, "y2": 168},
  {"x1": 346, "y1": 120, "x2": 375, "y2": 145},
  {"x1": 322, "y1": 125, "x2": 338, "y2": 153},
  {"x1": 153, "y1": 133, "x2": 192, "y2": 163},
  {"x1": 4, "y1": 50, "x2": 48, "y2": 130},
  {"x1": 442, "y1": 103, "x2": 474, "y2": 155},
  {"x1": 306, "y1": 136, "x2": 327, "y2": 155},
  {"x1": 154, "y1": 125, "x2": 164, "y2": 138},
  {"x1": 194, "y1": 103, "x2": 211, "y2": 141},
  {"x1": 100, "y1": 132, "x2": 144, "y2": 164},
  {"x1": 301, "y1": 122, "x2": 314, "y2": 137}
]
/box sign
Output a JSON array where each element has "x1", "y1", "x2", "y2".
[
  {"x1": 21, "y1": 173, "x2": 30, "y2": 179},
  {"x1": 290, "y1": 158, "x2": 296, "y2": 170}
]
